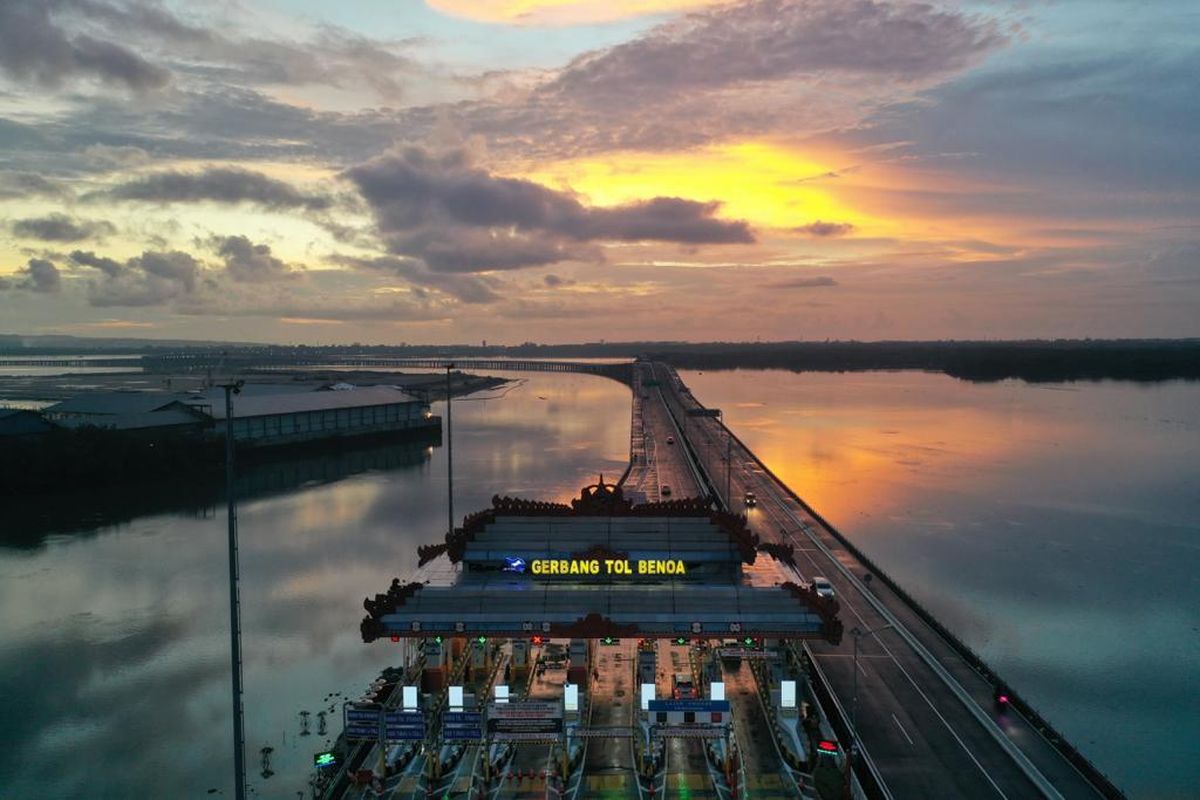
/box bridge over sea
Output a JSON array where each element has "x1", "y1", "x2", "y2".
[
  {"x1": 336, "y1": 356, "x2": 1123, "y2": 799},
  {"x1": 0, "y1": 354, "x2": 634, "y2": 383},
  {"x1": 638, "y1": 360, "x2": 1123, "y2": 799}
]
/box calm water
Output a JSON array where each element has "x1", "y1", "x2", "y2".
[
  {"x1": 0, "y1": 354, "x2": 143, "y2": 377},
  {"x1": 681, "y1": 369, "x2": 1200, "y2": 800},
  {"x1": 2, "y1": 369, "x2": 1197, "y2": 798},
  {"x1": 0, "y1": 373, "x2": 630, "y2": 798}
]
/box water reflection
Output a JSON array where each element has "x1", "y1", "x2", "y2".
[
  {"x1": 4, "y1": 438, "x2": 436, "y2": 548},
  {"x1": 682, "y1": 369, "x2": 1200, "y2": 799},
  {"x1": 0, "y1": 373, "x2": 630, "y2": 797}
]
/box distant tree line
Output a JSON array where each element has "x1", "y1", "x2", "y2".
[
  {"x1": 639, "y1": 340, "x2": 1200, "y2": 383},
  {"x1": 4, "y1": 337, "x2": 1198, "y2": 382}
]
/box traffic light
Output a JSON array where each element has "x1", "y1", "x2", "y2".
[
  {"x1": 476, "y1": 635, "x2": 487, "y2": 645},
  {"x1": 674, "y1": 636, "x2": 687, "y2": 646},
  {"x1": 531, "y1": 635, "x2": 544, "y2": 645},
  {"x1": 601, "y1": 636, "x2": 619, "y2": 646},
  {"x1": 433, "y1": 635, "x2": 443, "y2": 645}
]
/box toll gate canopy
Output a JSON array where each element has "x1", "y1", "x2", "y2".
[{"x1": 360, "y1": 479, "x2": 842, "y2": 643}]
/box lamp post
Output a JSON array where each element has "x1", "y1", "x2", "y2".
[
  {"x1": 848, "y1": 623, "x2": 892, "y2": 795},
  {"x1": 219, "y1": 380, "x2": 247, "y2": 800},
  {"x1": 445, "y1": 363, "x2": 455, "y2": 539}
]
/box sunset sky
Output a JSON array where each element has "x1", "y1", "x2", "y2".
[{"x1": 0, "y1": 0, "x2": 1196, "y2": 344}]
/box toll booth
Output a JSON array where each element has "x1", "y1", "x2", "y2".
[
  {"x1": 421, "y1": 637, "x2": 449, "y2": 692},
  {"x1": 511, "y1": 638, "x2": 530, "y2": 676},
  {"x1": 470, "y1": 638, "x2": 491, "y2": 672},
  {"x1": 567, "y1": 638, "x2": 589, "y2": 685},
  {"x1": 638, "y1": 641, "x2": 657, "y2": 686}
]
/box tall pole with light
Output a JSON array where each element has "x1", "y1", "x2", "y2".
[
  {"x1": 849, "y1": 623, "x2": 892, "y2": 796},
  {"x1": 445, "y1": 362, "x2": 455, "y2": 540},
  {"x1": 220, "y1": 380, "x2": 247, "y2": 800}
]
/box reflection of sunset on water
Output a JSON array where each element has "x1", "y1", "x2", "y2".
[
  {"x1": 680, "y1": 368, "x2": 1200, "y2": 797},
  {"x1": 690, "y1": 371, "x2": 1083, "y2": 531}
]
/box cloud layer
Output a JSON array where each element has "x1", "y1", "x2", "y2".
[
  {"x1": 11, "y1": 213, "x2": 116, "y2": 242},
  {"x1": 343, "y1": 147, "x2": 753, "y2": 272},
  {"x1": 0, "y1": 258, "x2": 62, "y2": 293},
  {"x1": 102, "y1": 168, "x2": 332, "y2": 211},
  {"x1": 0, "y1": 0, "x2": 170, "y2": 92}
]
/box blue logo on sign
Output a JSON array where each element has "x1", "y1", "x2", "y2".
[{"x1": 503, "y1": 557, "x2": 527, "y2": 573}]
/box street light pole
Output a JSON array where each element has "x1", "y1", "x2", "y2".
[
  {"x1": 446, "y1": 363, "x2": 455, "y2": 539},
  {"x1": 849, "y1": 623, "x2": 892, "y2": 796},
  {"x1": 220, "y1": 380, "x2": 247, "y2": 800}
]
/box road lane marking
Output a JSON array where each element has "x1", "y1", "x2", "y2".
[{"x1": 892, "y1": 713, "x2": 915, "y2": 746}]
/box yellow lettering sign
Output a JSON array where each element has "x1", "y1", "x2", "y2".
[{"x1": 525, "y1": 558, "x2": 687, "y2": 577}]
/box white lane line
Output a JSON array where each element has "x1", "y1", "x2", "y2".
[
  {"x1": 662, "y1": 374, "x2": 1044, "y2": 798},
  {"x1": 753, "y1": 473, "x2": 1013, "y2": 799},
  {"x1": 892, "y1": 713, "x2": 915, "y2": 746}
]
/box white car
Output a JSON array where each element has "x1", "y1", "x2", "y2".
[{"x1": 812, "y1": 576, "x2": 835, "y2": 599}]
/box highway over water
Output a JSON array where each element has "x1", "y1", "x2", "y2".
[
  {"x1": 643, "y1": 360, "x2": 1116, "y2": 800},
  {"x1": 332, "y1": 356, "x2": 1119, "y2": 800}
]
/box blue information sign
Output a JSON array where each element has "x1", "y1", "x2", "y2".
[
  {"x1": 344, "y1": 706, "x2": 381, "y2": 741},
  {"x1": 443, "y1": 711, "x2": 483, "y2": 741},
  {"x1": 385, "y1": 711, "x2": 426, "y2": 741},
  {"x1": 647, "y1": 699, "x2": 731, "y2": 713},
  {"x1": 345, "y1": 723, "x2": 379, "y2": 740}
]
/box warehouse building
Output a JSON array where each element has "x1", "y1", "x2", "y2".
[
  {"x1": 180, "y1": 385, "x2": 435, "y2": 445},
  {"x1": 41, "y1": 384, "x2": 436, "y2": 446}
]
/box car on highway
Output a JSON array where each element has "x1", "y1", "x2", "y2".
[
  {"x1": 672, "y1": 673, "x2": 697, "y2": 700},
  {"x1": 743, "y1": 491, "x2": 756, "y2": 507},
  {"x1": 666, "y1": 436, "x2": 675, "y2": 445},
  {"x1": 660, "y1": 484, "x2": 672, "y2": 496},
  {"x1": 812, "y1": 576, "x2": 835, "y2": 599}
]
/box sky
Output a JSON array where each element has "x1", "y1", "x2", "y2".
[{"x1": 0, "y1": 0, "x2": 1196, "y2": 345}]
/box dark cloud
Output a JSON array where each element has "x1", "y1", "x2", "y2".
[
  {"x1": 102, "y1": 167, "x2": 332, "y2": 211},
  {"x1": 334, "y1": 254, "x2": 501, "y2": 304},
  {"x1": 211, "y1": 235, "x2": 296, "y2": 283},
  {"x1": 794, "y1": 221, "x2": 856, "y2": 238},
  {"x1": 71, "y1": 248, "x2": 200, "y2": 306},
  {"x1": 0, "y1": 258, "x2": 62, "y2": 293},
  {"x1": 0, "y1": 0, "x2": 170, "y2": 91},
  {"x1": 543, "y1": 274, "x2": 573, "y2": 288},
  {"x1": 10, "y1": 213, "x2": 116, "y2": 242},
  {"x1": 0, "y1": 0, "x2": 426, "y2": 103},
  {"x1": 549, "y1": 0, "x2": 1005, "y2": 105},
  {"x1": 69, "y1": 249, "x2": 123, "y2": 277},
  {"x1": 834, "y1": 50, "x2": 1200, "y2": 213},
  {"x1": 768, "y1": 275, "x2": 838, "y2": 289},
  {"x1": 342, "y1": 147, "x2": 752, "y2": 272},
  {"x1": 0, "y1": 171, "x2": 71, "y2": 200}
]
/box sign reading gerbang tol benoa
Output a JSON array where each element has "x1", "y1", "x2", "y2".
[{"x1": 520, "y1": 558, "x2": 687, "y2": 577}]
